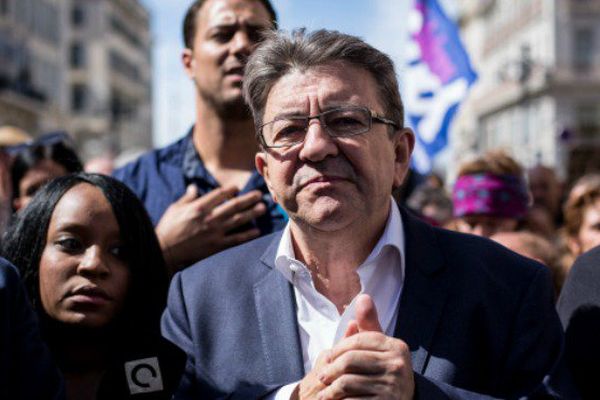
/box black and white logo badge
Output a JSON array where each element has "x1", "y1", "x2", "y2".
[{"x1": 125, "y1": 357, "x2": 164, "y2": 394}]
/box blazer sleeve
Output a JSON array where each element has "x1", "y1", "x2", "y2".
[
  {"x1": 498, "y1": 267, "x2": 570, "y2": 397},
  {"x1": 414, "y1": 267, "x2": 578, "y2": 399},
  {"x1": 162, "y1": 271, "x2": 200, "y2": 398},
  {"x1": 162, "y1": 271, "x2": 228, "y2": 399}
]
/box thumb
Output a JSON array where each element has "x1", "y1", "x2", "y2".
[
  {"x1": 355, "y1": 294, "x2": 382, "y2": 332},
  {"x1": 343, "y1": 320, "x2": 359, "y2": 338},
  {"x1": 179, "y1": 184, "x2": 198, "y2": 203}
]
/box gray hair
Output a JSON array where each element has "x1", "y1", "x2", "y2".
[{"x1": 243, "y1": 28, "x2": 404, "y2": 134}]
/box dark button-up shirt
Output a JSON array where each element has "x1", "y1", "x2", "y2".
[{"x1": 113, "y1": 128, "x2": 287, "y2": 235}]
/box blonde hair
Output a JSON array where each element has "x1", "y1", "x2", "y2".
[
  {"x1": 563, "y1": 173, "x2": 600, "y2": 238},
  {"x1": 0, "y1": 126, "x2": 31, "y2": 147}
]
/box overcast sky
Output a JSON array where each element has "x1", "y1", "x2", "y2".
[{"x1": 140, "y1": 0, "x2": 455, "y2": 147}]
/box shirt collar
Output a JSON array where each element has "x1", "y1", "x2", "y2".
[
  {"x1": 274, "y1": 199, "x2": 405, "y2": 282},
  {"x1": 182, "y1": 130, "x2": 218, "y2": 186},
  {"x1": 181, "y1": 127, "x2": 268, "y2": 192}
]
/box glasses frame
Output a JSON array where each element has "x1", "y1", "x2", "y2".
[{"x1": 258, "y1": 106, "x2": 399, "y2": 149}]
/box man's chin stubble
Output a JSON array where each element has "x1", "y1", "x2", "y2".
[{"x1": 199, "y1": 89, "x2": 252, "y2": 121}]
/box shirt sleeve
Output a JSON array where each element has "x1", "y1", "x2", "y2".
[{"x1": 265, "y1": 381, "x2": 299, "y2": 400}]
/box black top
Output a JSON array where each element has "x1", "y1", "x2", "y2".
[
  {"x1": 557, "y1": 245, "x2": 600, "y2": 400},
  {"x1": 0, "y1": 258, "x2": 64, "y2": 399},
  {"x1": 97, "y1": 336, "x2": 185, "y2": 399}
]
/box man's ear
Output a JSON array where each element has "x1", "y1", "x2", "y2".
[
  {"x1": 392, "y1": 128, "x2": 415, "y2": 188},
  {"x1": 182, "y1": 48, "x2": 195, "y2": 79},
  {"x1": 255, "y1": 152, "x2": 278, "y2": 203}
]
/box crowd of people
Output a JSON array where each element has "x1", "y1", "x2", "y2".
[
  {"x1": 0, "y1": 0, "x2": 599, "y2": 399},
  {"x1": 405, "y1": 150, "x2": 600, "y2": 297}
]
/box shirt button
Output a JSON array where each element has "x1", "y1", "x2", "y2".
[{"x1": 290, "y1": 263, "x2": 301, "y2": 273}]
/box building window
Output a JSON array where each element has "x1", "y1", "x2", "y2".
[
  {"x1": 0, "y1": 0, "x2": 9, "y2": 16},
  {"x1": 111, "y1": 90, "x2": 135, "y2": 123},
  {"x1": 576, "y1": 103, "x2": 600, "y2": 138},
  {"x1": 70, "y1": 43, "x2": 85, "y2": 68},
  {"x1": 71, "y1": 5, "x2": 84, "y2": 26},
  {"x1": 31, "y1": 55, "x2": 59, "y2": 101},
  {"x1": 109, "y1": 50, "x2": 140, "y2": 82},
  {"x1": 14, "y1": 0, "x2": 29, "y2": 26},
  {"x1": 110, "y1": 15, "x2": 143, "y2": 47},
  {"x1": 574, "y1": 28, "x2": 594, "y2": 72},
  {"x1": 71, "y1": 84, "x2": 87, "y2": 112}
]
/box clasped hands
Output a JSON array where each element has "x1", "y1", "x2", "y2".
[{"x1": 294, "y1": 294, "x2": 414, "y2": 400}]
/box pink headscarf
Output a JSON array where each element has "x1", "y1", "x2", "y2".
[{"x1": 452, "y1": 173, "x2": 529, "y2": 219}]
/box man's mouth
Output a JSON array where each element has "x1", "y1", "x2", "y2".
[
  {"x1": 224, "y1": 66, "x2": 244, "y2": 79},
  {"x1": 294, "y1": 158, "x2": 357, "y2": 190},
  {"x1": 301, "y1": 175, "x2": 349, "y2": 189}
]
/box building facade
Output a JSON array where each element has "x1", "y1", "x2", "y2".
[
  {"x1": 0, "y1": 0, "x2": 64, "y2": 133},
  {"x1": 0, "y1": 0, "x2": 152, "y2": 160},
  {"x1": 66, "y1": 0, "x2": 152, "y2": 159},
  {"x1": 454, "y1": 0, "x2": 600, "y2": 183}
]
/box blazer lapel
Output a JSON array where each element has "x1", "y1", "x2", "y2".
[
  {"x1": 253, "y1": 234, "x2": 304, "y2": 383},
  {"x1": 395, "y1": 209, "x2": 451, "y2": 374}
]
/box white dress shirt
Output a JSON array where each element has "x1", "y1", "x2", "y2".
[{"x1": 269, "y1": 200, "x2": 406, "y2": 399}]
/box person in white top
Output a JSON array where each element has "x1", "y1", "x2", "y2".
[{"x1": 162, "y1": 28, "x2": 575, "y2": 400}]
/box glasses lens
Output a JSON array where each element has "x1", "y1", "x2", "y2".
[
  {"x1": 324, "y1": 108, "x2": 370, "y2": 137},
  {"x1": 266, "y1": 117, "x2": 307, "y2": 147}
]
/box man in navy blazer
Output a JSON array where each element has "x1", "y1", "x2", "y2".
[{"x1": 162, "y1": 29, "x2": 574, "y2": 399}]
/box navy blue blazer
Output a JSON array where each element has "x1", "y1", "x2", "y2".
[
  {"x1": 162, "y1": 209, "x2": 575, "y2": 399},
  {"x1": 0, "y1": 258, "x2": 64, "y2": 399}
]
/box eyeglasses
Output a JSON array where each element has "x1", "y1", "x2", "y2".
[{"x1": 258, "y1": 106, "x2": 399, "y2": 149}]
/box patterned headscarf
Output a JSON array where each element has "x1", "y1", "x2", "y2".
[{"x1": 452, "y1": 173, "x2": 529, "y2": 219}]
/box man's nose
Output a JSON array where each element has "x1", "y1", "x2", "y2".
[
  {"x1": 230, "y1": 30, "x2": 253, "y2": 57},
  {"x1": 77, "y1": 246, "x2": 110, "y2": 277},
  {"x1": 298, "y1": 121, "x2": 339, "y2": 162}
]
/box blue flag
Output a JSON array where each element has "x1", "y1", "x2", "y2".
[{"x1": 405, "y1": 0, "x2": 477, "y2": 173}]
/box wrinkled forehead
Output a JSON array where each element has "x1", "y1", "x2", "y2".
[{"x1": 263, "y1": 62, "x2": 382, "y2": 118}]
